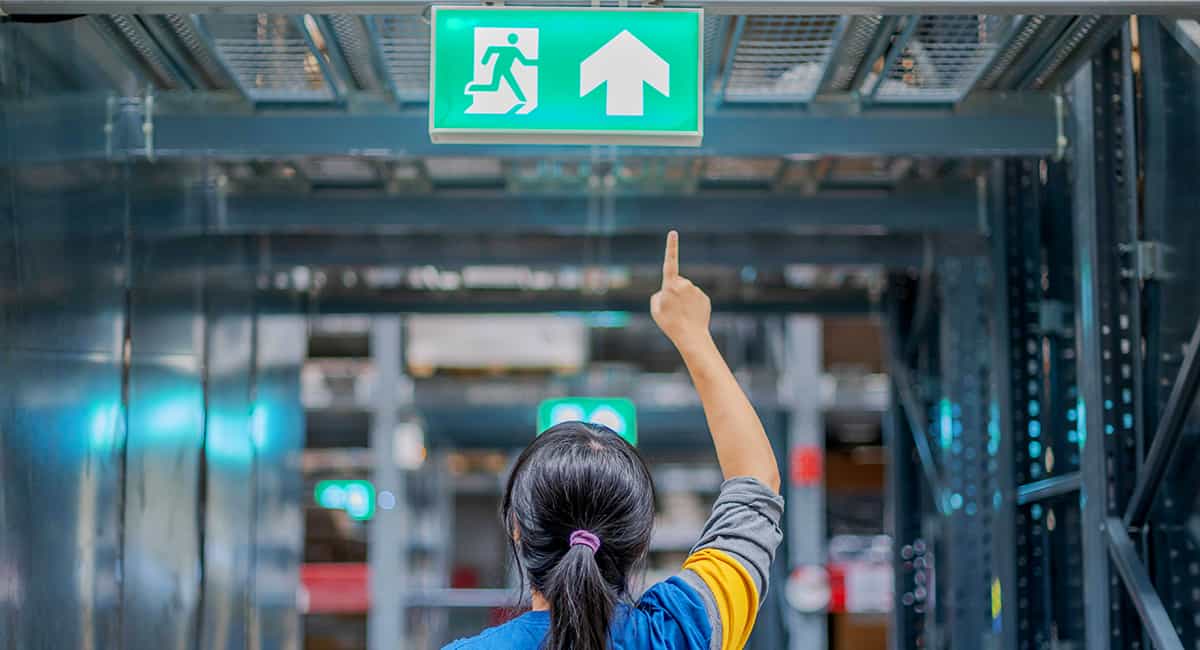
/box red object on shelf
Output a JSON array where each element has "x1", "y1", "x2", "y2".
[
  {"x1": 790, "y1": 445, "x2": 824, "y2": 486},
  {"x1": 301, "y1": 563, "x2": 369, "y2": 614},
  {"x1": 827, "y1": 563, "x2": 847, "y2": 613}
]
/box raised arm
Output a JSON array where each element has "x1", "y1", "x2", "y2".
[{"x1": 650, "y1": 231, "x2": 781, "y2": 493}]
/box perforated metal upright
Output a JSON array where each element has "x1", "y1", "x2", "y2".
[
  {"x1": 936, "y1": 256, "x2": 998, "y2": 649},
  {"x1": 1068, "y1": 29, "x2": 1147, "y2": 650},
  {"x1": 885, "y1": 277, "x2": 940, "y2": 650},
  {"x1": 991, "y1": 158, "x2": 1086, "y2": 650}
]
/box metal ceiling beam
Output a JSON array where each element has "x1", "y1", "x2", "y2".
[
  {"x1": 169, "y1": 231, "x2": 984, "y2": 269},
  {"x1": 3, "y1": 92, "x2": 1054, "y2": 161},
  {"x1": 3, "y1": 0, "x2": 1194, "y2": 15},
  {"x1": 217, "y1": 185, "x2": 981, "y2": 233},
  {"x1": 258, "y1": 287, "x2": 878, "y2": 314}
]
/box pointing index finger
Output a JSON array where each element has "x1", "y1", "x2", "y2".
[{"x1": 662, "y1": 230, "x2": 679, "y2": 284}]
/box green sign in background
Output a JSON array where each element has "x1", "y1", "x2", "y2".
[
  {"x1": 314, "y1": 479, "x2": 376, "y2": 520},
  {"x1": 537, "y1": 397, "x2": 638, "y2": 447},
  {"x1": 430, "y1": 7, "x2": 702, "y2": 143}
]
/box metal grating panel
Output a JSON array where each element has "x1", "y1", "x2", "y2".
[
  {"x1": 975, "y1": 15, "x2": 1046, "y2": 90},
  {"x1": 825, "y1": 15, "x2": 882, "y2": 92},
  {"x1": 874, "y1": 15, "x2": 1014, "y2": 103},
  {"x1": 100, "y1": 15, "x2": 187, "y2": 89},
  {"x1": 326, "y1": 15, "x2": 382, "y2": 91},
  {"x1": 200, "y1": 14, "x2": 335, "y2": 102},
  {"x1": 1027, "y1": 16, "x2": 1113, "y2": 90},
  {"x1": 370, "y1": 15, "x2": 430, "y2": 103},
  {"x1": 162, "y1": 14, "x2": 237, "y2": 89},
  {"x1": 703, "y1": 14, "x2": 729, "y2": 95},
  {"x1": 723, "y1": 16, "x2": 845, "y2": 103}
]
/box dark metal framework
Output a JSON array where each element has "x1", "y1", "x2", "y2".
[{"x1": 890, "y1": 19, "x2": 1200, "y2": 650}]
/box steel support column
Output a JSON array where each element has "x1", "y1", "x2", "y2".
[
  {"x1": 1069, "y1": 29, "x2": 1146, "y2": 650},
  {"x1": 885, "y1": 280, "x2": 937, "y2": 650},
  {"x1": 994, "y1": 157, "x2": 1086, "y2": 648},
  {"x1": 369, "y1": 317, "x2": 409, "y2": 650},
  {"x1": 937, "y1": 256, "x2": 996, "y2": 650},
  {"x1": 779, "y1": 316, "x2": 825, "y2": 650}
]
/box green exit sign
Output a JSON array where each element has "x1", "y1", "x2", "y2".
[
  {"x1": 314, "y1": 480, "x2": 375, "y2": 521},
  {"x1": 429, "y1": 7, "x2": 703, "y2": 146},
  {"x1": 538, "y1": 397, "x2": 638, "y2": 447}
]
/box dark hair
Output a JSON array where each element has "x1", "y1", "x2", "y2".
[{"x1": 502, "y1": 421, "x2": 656, "y2": 650}]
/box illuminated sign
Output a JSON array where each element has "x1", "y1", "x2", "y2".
[
  {"x1": 537, "y1": 397, "x2": 637, "y2": 446},
  {"x1": 314, "y1": 479, "x2": 376, "y2": 521}
]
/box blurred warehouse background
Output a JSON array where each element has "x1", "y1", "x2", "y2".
[{"x1": 3, "y1": 6, "x2": 1200, "y2": 650}]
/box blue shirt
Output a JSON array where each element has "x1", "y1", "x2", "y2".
[
  {"x1": 442, "y1": 577, "x2": 712, "y2": 650},
  {"x1": 443, "y1": 477, "x2": 786, "y2": 650}
]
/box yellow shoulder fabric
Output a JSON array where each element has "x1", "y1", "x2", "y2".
[{"x1": 681, "y1": 548, "x2": 759, "y2": 650}]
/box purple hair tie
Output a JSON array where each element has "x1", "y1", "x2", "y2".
[{"x1": 569, "y1": 530, "x2": 601, "y2": 553}]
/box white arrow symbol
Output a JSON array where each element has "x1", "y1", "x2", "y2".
[{"x1": 579, "y1": 30, "x2": 669, "y2": 117}]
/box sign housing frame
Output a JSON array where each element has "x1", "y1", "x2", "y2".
[{"x1": 428, "y1": 5, "x2": 704, "y2": 147}]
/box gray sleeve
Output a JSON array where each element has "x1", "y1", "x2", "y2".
[{"x1": 677, "y1": 477, "x2": 785, "y2": 650}]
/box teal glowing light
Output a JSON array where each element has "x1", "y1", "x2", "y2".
[
  {"x1": 315, "y1": 480, "x2": 376, "y2": 520},
  {"x1": 987, "y1": 404, "x2": 1001, "y2": 457},
  {"x1": 538, "y1": 397, "x2": 637, "y2": 446},
  {"x1": 1029, "y1": 441, "x2": 1042, "y2": 458},
  {"x1": 1076, "y1": 398, "x2": 1087, "y2": 448},
  {"x1": 251, "y1": 401, "x2": 269, "y2": 450},
  {"x1": 88, "y1": 401, "x2": 122, "y2": 450},
  {"x1": 939, "y1": 399, "x2": 954, "y2": 449}
]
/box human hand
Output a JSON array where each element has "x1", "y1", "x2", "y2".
[{"x1": 650, "y1": 231, "x2": 712, "y2": 352}]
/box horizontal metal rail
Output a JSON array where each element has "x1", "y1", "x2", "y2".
[
  {"x1": 1016, "y1": 471, "x2": 1080, "y2": 505},
  {"x1": 214, "y1": 186, "x2": 982, "y2": 233},
  {"x1": 192, "y1": 231, "x2": 988, "y2": 268},
  {"x1": 261, "y1": 287, "x2": 879, "y2": 314},
  {"x1": 4, "y1": 0, "x2": 1200, "y2": 15},
  {"x1": 0, "y1": 91, "x2": 1058, "y2": 161}
]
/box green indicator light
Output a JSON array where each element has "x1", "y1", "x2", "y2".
[
  {"x1": 314, "y1": 479, "x2": 376, "y2": 521},
  {"x1": 537, "y1": 397, "x2": 637, "y2": 447}
]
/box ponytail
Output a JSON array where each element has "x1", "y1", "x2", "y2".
[
  {"x1": 501, "y1": 423, "x2": 656, "y2": 650},
  {"x1": 542, "y1": 543, "x2": 616, "y2": 650}
]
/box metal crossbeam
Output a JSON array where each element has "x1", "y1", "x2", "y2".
[
  {"x1": 186, "y1": 231, "x2": 985, "y2": 268},
  {"x1": 1016, "y1": 471, "x2": 1081, "y2": 505},
  {"x1": 0, "y1": 92, "x2": 1056, "y2": 162},
  {"x1": 4, "y1": 1, "x2": 1196, "y2": 15},
  {"x1": 1124, "y1": 315, "x2": 1200, "y2": 528},
  {"x1": 217, "y1": 185, "x2": 982, "y2": 233},
  {"x1": 1022, "y1": 16, "x2": 1126, "y2": 89},
  {"x1": 262, "y1": 288, "x2": 877, "y2": 315},
  {"x1": 1105, "y1": 518, "x2": 1186, "y2": 650}
]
